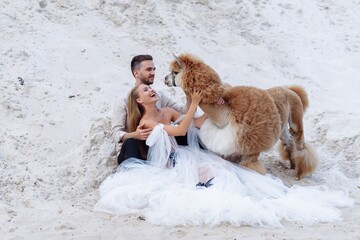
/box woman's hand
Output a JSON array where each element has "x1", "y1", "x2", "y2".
[
  {"x1": 190, "y1": 90, "x2": 202, "y2": 105},
  {"x1": 163, "y1": 90, "x2": 202, "y2": 136}
]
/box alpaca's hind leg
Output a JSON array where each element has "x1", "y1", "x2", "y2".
[
  {"x1": 278, "y1": 128, "x2": 296, "y2": 169},
  {"x1": 240, "y1": 153, "x2": 266, "y2": 175},
  {"x1": 289, "y1": 105, "x2": 319, "y2": 179}
]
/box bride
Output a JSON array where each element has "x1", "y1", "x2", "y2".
[{"x1": 95, "y1": 84, "x2": 352, "y2": 227}]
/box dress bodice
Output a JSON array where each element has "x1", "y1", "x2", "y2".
[{"x1": 146, "y1": 124, "x2": 179, "y2": 168}]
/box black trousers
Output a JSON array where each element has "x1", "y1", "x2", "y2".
[{"x1": 117, "y1": 135, "x2": 188, "y2": 165}]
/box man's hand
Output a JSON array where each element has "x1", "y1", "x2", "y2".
[
  {"x1": 135, "y1": 123, "x2": 152, "y2": 140},
  {"x1": 217, "y1": 97, "x2": 225, "y2": 105}
]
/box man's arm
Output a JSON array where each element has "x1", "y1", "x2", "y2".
[
  {"x1": 158, "y1": 91, "x2": 188, "y2": 114},
  {"x1": 110, "y1": 98, "x2": 128, "y2": 143}
]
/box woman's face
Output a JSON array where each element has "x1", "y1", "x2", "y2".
[{"x1": 136, "y1": 84, "x2": 158, "y2": 105}]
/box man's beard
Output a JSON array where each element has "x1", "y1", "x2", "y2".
[{"x1": 140, "y1": 76, "x2": 154, "y2": 85}]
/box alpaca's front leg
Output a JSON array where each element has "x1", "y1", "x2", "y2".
[
  {"x1": 240, "y1": 153, "x2": 266, "y2": 175},
  {"x1": 199, "y1": 103, "x2": 231, "y2": 128}
]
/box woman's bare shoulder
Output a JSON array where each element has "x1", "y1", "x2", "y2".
[{"x1": 164, "y1": 107, "x2": 180, "y2": 116}]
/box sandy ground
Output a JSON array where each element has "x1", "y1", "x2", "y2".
[{"x1": 1, "y1": 0, "x2": 359, "y2": 239}]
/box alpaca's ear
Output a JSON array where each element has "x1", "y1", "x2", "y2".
[{"x1": 172, "y1": 52, "x2": 183, "y2": 69}]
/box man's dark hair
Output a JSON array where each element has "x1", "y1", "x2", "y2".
[{"x1": 130, "y1": 55, "x2": 153, "y2": 76}]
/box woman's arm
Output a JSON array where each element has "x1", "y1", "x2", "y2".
[{"x1": 163, "y1": 91, "x2": 202, "y2": 136}]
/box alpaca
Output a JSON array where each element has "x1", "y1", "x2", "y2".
[{"x1": 165, "y1": 53, "x2": 319, "y2": 179}]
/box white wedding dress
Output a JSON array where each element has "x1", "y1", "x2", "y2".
[{"x1": 95, "y1": 124, "x2": 353, "y2": 227}]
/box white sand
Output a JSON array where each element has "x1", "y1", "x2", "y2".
[{"x1": 1, "y1": 0, "x2": 359, "y2": 239}]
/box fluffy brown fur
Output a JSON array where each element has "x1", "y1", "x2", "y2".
[{"x1": 166, "y1": 53, "x2": 319, "y2": 179}]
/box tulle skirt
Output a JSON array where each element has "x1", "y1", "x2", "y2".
[{"x1": 95, "y1": 145, "x2": 352, "y2": 227}]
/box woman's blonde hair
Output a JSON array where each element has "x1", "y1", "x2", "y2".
[
  {"x1": 127, "y1": 85, "x2": 144, "y2": 132},
  {"x1": 127, "y1": 85, "x2": 148, "y2": 159}
]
